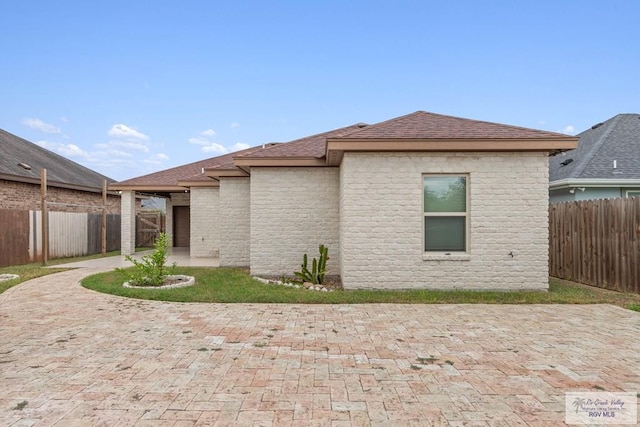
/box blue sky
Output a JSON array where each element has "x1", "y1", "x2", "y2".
[{"x1": 1, "y1": 1, "x2": 638, "y2": 181}]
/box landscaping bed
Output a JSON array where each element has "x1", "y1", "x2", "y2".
[{"x1": 81, "y1": 267, "x2": 640, "y2": 310}]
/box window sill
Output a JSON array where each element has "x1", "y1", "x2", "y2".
[{"x1": 422, "y1": 253, "x2": 471, "y2": 261}]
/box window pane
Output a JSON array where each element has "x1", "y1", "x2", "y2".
[
  {"x1": 425, "y1": 217, "x2": 465, "y2": 251},
  {"x1": 424, "y1": 176, "x2": 466, "y2": 212}
]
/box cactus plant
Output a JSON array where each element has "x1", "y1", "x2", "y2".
[{"x1": 294, "y1": 244, "x2": 328, "y2": 285}]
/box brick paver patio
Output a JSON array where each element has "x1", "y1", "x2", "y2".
[{"x1": 1, "y1": 268, "x2": 638, "y2": 426}]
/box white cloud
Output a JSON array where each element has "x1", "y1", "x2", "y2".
[
  {"x1": 188, "y1": 137, "x2": 209, "y2": 146},
  {"x1": 22, "y1": 118, "x2": 62, "y2": 134},
  {"x1": 189, "y1": 129, "x2": 247, "y2": 154},
  {"x1": 202, "y1": 142, "x2": 228, "y2": 154},
  {"x1": 109, "y1": 140, "x2": 150, "y2": 153},
  {"x1": 561, "y1": 125, "x2": 575, "y2": 134},
  {"x1": 108, "y1": 124, "x2": 149, "y2": 141},
  {"x1": 107, "y1": 149, "x2": 133, "y2": 158},
  {"x1": 58, "y1": 143, "x2": 89, "y2": 158},
  {"x1": 143, "y1": 153, "x2": 170, "y2": 165},
  {"x1": 230, "y1": 142, "x2": 250, "y2": 152},
  {"x1": 35, "y1": 140, "x2": 90, "y2": 159},
  {"x1": 231, "y1": 122, "x2": 240, "y2": 129}
]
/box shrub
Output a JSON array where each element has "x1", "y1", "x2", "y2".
[{"x1": 118, "y1": 233, "x2": 175, "y2": 286}]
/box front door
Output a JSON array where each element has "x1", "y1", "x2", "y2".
[{"x1": 173, "y1": 206, "x2": 190, "y2": 247}]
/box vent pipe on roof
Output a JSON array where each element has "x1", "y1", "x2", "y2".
[{"x1": 613, "y1": 160, "x2": 617, "y2": 169}]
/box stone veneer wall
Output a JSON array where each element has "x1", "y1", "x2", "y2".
[
  {"x1": 339, "y1": 152, "x2": 549, "y2": 290},
  {"x1": 219, "y1": 177, "x2": 250, "y2": 267},
  {"x1": 250, "y1": 167, "x2": 340, "y2": 276},
  {"x1": 0, "y1": 179, "x2": 121, "y2": 213},
  {"x1": 120, "y1": 191, "x2": 136, "y2": 255},
  {"x1": 189, "y1": 187, "x2": 219, "y2": 257}
]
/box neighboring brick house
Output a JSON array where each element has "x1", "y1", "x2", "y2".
[
  {"x1": 112, "y1": 111, "x2": 577, "y2": 290},
  {"x1": 0, "y1": 128, "x2": 120, "y2": 213}
]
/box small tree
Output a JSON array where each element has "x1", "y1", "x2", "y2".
[{"x1": 118, "y1": 233, "x2": 175, "y2": 286}]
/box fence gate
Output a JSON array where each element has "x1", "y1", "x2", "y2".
[
  {"x1": 136, "y1": 212, "x2": 165, "y2": 247},
  {"x1": 0, "y1": 209, "x2": 30, "y2": 267}
]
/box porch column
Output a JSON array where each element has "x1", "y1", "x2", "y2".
[
  {"x1": 166, "y1": 197, "x2": 173, "y2": 244},
  {"x1": 121, "y1": 191, "x2": 136, "y2": 255}
]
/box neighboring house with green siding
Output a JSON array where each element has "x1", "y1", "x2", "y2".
[{"x1": 549, "y1": 114, "x2": 640, "y2": 203}]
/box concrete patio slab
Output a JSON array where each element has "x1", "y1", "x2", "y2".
[
  {"x1": 52, "y1": 248, "x2": 219, "y2": 269},
  {"x1": 0, "y1": 268, "x2": 638, "y2": 426}
]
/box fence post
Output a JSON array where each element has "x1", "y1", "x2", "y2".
[
  {"x1": 102, "y1": 179, "x2": 107, "y2": 256},
  {"x1": 41, "y1": 169, "x2": 48, "y2": 266}
]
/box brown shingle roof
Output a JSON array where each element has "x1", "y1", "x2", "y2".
[
  {"x1": 234, "y1": 124, "x2": 366, "y2": 159},
  {"x1": 112, "y1": 145, "x2": 266, "y2": 187},
  {"x1": 340, "y1": 111, "x2": 571, "y2": 140},
  {"x1": 113, "y1": 111, "x2": 576, "y2": 190}
]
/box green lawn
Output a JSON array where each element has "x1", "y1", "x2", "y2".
[
  {"x1": 0, "y1": 249, "x2": 150, "y2": 294},
  {"x1": 79, "y1": 267, "x2": 640, "y2": 309}
]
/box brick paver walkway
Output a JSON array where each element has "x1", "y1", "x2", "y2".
[{"x1": 1, "y1": 269, "x2": 639, "y2": 426}]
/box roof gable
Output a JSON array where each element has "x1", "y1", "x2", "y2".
[
  {"x1": 0, "y1": 128, "x2": 114, "y2": 191},
  {"x1": 550, "y1": 114, "x2": 640, "y2": 182}
]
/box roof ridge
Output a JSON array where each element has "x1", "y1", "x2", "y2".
[
  {"x1": 340, "y1": 111, "x2": 425, "y2": 136},
  {"x1": 114, "y1": 144, "x2": 264, "y2": 184},
  {"x1": 571, "y1": 115, "x2": 622, "y2": 178},
  {"x1": 234, "y1": 123, "x2": 365, "y2": 158},
  {"x1": 342, "y1": 111, "x2": 572, "y2": 138},
  {"x1": 281, "y1": 122, "x2": 365, "y2": 143}
]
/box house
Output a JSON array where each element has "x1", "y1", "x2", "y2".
[
  {"x1": 0, "y1": 128, "x2": 121, "y2": 213},
  {"x1": 111, "y1": 111, "x2": 576, "y2": 290},
  {"x1": 549, "y1": 114, "x2": 640, "y2": 203}
]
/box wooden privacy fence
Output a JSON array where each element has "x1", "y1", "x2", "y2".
[
  {"x1": 549, "y1": 198, "x2": 640, "y2": 294},
  {"x1": 0, "y1": 210, "x2": 30, "y2": 267},
  {"x1": 0, "y1": 209, "x2": 121, "y2": 267}
]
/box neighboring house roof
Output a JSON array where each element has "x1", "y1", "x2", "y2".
[
  {"x1": 549, "y1": 113, "x2": 640, "y2": 188},
  {"x1": 112, "y1": 111, "x2": 578, "y2": 192},
  {"x1": 0, "y1": 128, "x2": 114, "y2": 193}
]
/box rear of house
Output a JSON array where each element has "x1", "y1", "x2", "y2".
[{"x1": 112, "y1": 111, "x2": 577, "y2": 290}]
